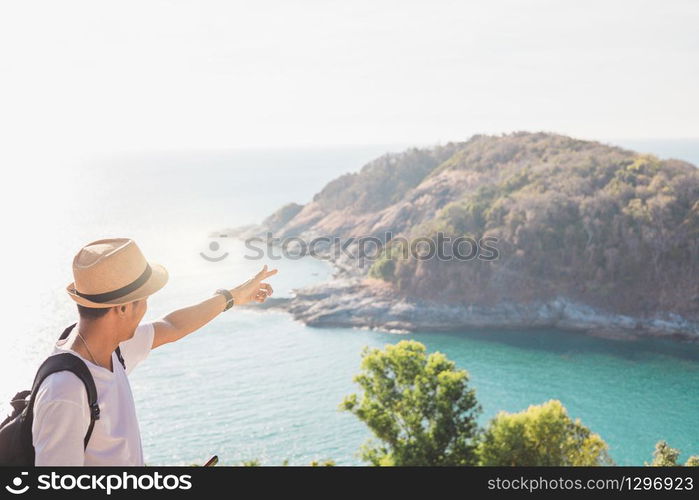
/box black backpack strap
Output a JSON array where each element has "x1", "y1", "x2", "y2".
[
  {"x1": 115, "y1": 346, "x2": 126, "y2": 371},
  {"x1": 58, "y1": 323, "x2": 77, "y2": 341},
  {"x1": 60, "y1": 323, "x2": 126, "y2": 371},
  {"x1": 26, "y1": 353, "x2": 100, "y2": 449}
]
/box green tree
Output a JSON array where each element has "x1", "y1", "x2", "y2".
[
  {"x1": 309, "y1": 459, "x2": 336, "y2": 466},
  {"x1": 648, "y1": 441, "x2": 681, "y2": 466},
  {"x1": 478, "y1": 400, "x2": 612, "y2": 466},
  {"x1": 647, "y1": 441, "x2": 699, "y2": 466},
  {"x1": 341, "y1": 340, "x2": 481, "y2": 466}
]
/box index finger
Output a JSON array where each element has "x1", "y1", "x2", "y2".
[{"x1": 255, "y1": 265, "x2": 278, "y2": 281}]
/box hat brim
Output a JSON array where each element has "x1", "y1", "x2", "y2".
[{"x1": 66, "y1": 262, "x2": 169, "y2": 308}]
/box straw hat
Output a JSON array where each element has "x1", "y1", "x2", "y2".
[{"x1": 66, "y1": 238, "x2": 169, "y2": 308}]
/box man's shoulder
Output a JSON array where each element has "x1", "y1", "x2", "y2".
[
  {"x1": 117, "y1": 322, "x2": 155, "y2": 374},
  {"x1": 34, "y1": 365, "x2": 89, "y2": 408},
  {"x1": 123, "y1": 321, "x2": 155, "y2": 342},
  {"x1": 31, "y1": 360, "x2": 92, "y2": 464}
]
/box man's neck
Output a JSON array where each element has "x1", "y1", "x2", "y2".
[{"x1": 71, "y1": 319, "x2": 122, "y2": 372}]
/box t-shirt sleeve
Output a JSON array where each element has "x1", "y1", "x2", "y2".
[
  {"x1": 118, "y1": 322, "x2": 155, "y2": 375},
  {"x1": 32, "y1": 371, "x2": 91, "y2": 466}
]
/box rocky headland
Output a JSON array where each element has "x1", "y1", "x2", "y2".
[{"x1": 229, "y1": 132, "x2": 699, "y2": 342}]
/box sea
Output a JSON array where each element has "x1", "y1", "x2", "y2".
[{"x1": 0, "y1": 139, "x2": 697, "y2": 466}]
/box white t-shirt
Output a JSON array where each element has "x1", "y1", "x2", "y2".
[{"x1": 31, "y1": 322, "x2": 155, "y2": 466}]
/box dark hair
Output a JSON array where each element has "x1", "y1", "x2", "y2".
[{"x1": 76, "y1": 304, "x2": 112, "y2": 320}]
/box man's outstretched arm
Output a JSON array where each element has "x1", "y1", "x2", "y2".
[{"x1": 151, "y1": 265, "x2": 277, "y2": 349}]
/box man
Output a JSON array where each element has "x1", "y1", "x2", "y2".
[{"x1": 31, "y1": 237, "x2": 277, "y2": 465}]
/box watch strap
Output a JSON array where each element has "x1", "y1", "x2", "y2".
[{"x1": 215, "y1": 288, "x2": 235, "y2": 311}]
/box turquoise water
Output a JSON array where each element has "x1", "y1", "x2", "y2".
[
  {"x1": 135, "y1": 307, "x2": 699, "y2": 466},
  {"x1": 1, "y1": 141, "x2": 698, "y2": 466}
]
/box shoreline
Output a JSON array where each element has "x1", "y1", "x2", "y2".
[
  {"x1": 221, "y1": 226, "x2": 699, "y2": 344},
  {"x1": 252, "y1": 278, "x2": 699, "y2": 343}
]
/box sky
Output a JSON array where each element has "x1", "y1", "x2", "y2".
[{"x1": 0, "y1": 0, "x2": 697, "y2": 157}]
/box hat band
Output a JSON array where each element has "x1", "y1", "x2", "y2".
[{"x1": 74, "y1": 264, "x2": 152, "y2": 304}]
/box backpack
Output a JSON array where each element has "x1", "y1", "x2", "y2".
[{"x1": 0, "y1": 323, "x2": 126, "y2": 465}]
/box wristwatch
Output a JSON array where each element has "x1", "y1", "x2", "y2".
[{"x1": 215, "y1": 289, "x2": 235, "y2": 311}]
